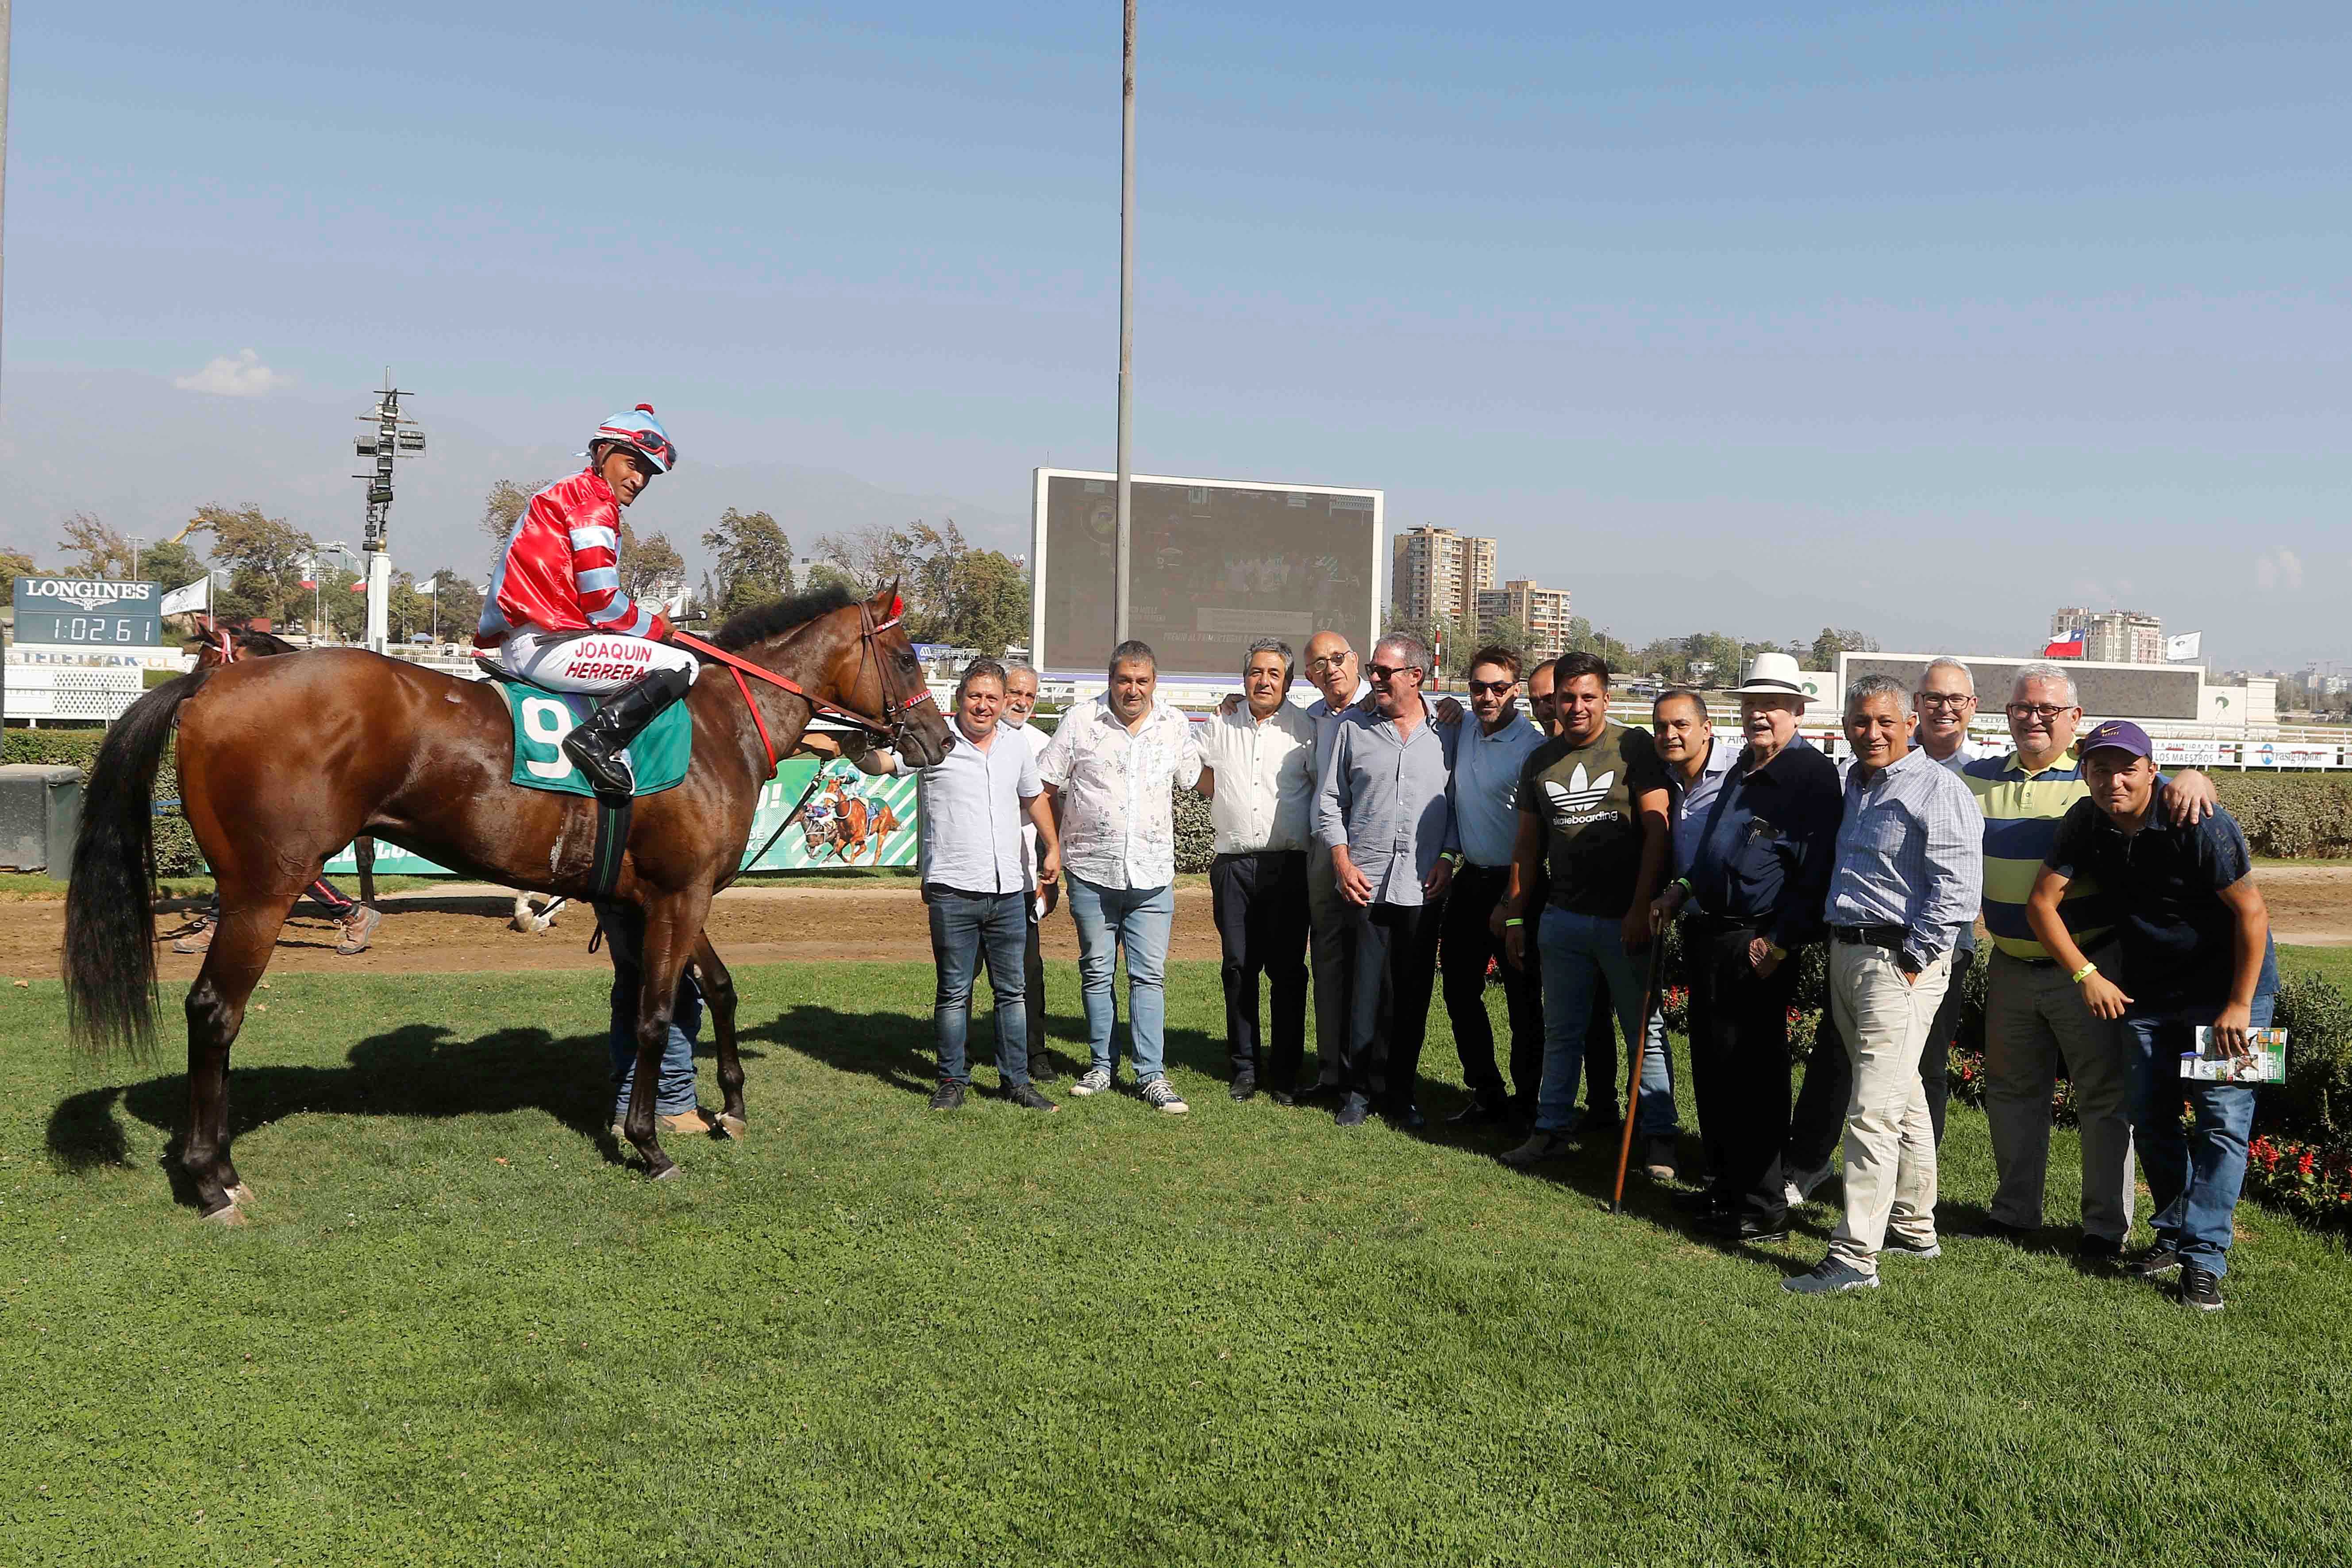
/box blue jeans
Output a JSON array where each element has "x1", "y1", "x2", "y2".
[
  {"x1": 598, "y1": 904, "x2": 702, "y2": 1120},
  {"x1": 2122, "y1": 983, "x2": 2276, "y2": 1277},
  {"x1": 1534, "y1": 906, "x2": 1677, "y2": 1137},
  {"x1": 1066, "y1": 875, "x2": 1174, "y2": 1084},
  {"x1": 927, "y1": 886, "x2": 1033, "y2": 1086}
]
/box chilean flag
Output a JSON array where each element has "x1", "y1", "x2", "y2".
[{"x1": 2043, "y1": 627, "x2": 2086, "y2": 659}]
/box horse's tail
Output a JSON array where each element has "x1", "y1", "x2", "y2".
[{"x1": 63, "y1": 672, "x2": 207, "y2": 1059}]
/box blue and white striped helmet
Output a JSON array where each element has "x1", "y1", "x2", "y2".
[{"x1": 590, "y1": 403, "x2": 678, "y2": 474}]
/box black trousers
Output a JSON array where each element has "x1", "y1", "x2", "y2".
[
  {"x1": 1787, "y1": 953, "x2": 1964, "y2": 1172},
  {"x1": 1440, "y1": 863, "x2": 1544, "y2": 1108},
  {"x1": 1583, "y1": 986, "x2": 1621, "y2": 1122},
  {"x1": 1684, "y1": 916, "x2": 1800, "y2": 1221},
  {"x1": 1347, "y1": 899, "x2": 1444, "y2": 1105},
  {"x1": 1210, "y1": 851, "x2": 1310, "y2": 1084}
]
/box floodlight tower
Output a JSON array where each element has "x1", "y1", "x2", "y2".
[{"x1": 353, "y1": 373, "x2": 427, "y2": 652}]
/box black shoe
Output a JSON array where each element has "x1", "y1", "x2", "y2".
[
  {"x1": 1977, "y1": 1216, "x2": 2034, "y2": 1243},
  {"x1": 562, "y1": 665, "x2": 695, "y2": 797},
  {"x1": 1005, "y1": 1082, "x2": 1058, "y2": 1113},
  {"x1": 1447, "y1": 1098, "x2": 1509, "y2": 1127},
  {"x1": 1295, "y1": 1080, "x2": 1344, "y2": 1108},
  {"x1": 2078, "y1": 1234, "x2": 2124, "y2": 1264},
  {"x1": 2179, "y1": 1263, "x2": 2224, "y2": 1312},
  {"x1": 1335, "y1": 1094, "x2": 1372, "y2": 1128},
  {"x1": 1027, "y1": 1052, "x2": 1058, "y2": 1083},
  {"x1": 1706, "y1": 1211, "x2": 1791, "y2": 1245},
  {"x1": 1268, "y1": 1086, "x2": 1298, "y2": 1106},
  {"x1": 1385, "y1": 1100, "x2": 1425, "y2": 1131},
  {"x1": 2129, "y1": 1243, "x2": 2185, "y2": 1281},
  {"x1": 1230, "y1": 1073, "x2": 1258, "y2": 1102},
  {"x1": 928, "y1": 1082, "x2": 967, "y2": 1110}
]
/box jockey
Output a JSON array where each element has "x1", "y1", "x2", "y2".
[{"x1": 477, "y1": 405, "x2": 700, "y2": 796}]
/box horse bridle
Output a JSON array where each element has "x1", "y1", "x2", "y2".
[{"x1": 671, "y1": 598, "x2": 940, "y2": 780}]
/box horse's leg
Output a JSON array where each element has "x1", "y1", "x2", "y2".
[
  {"x1": 622, "y1": 892, "x2": 713, "y2": 1179},
  {"x1": 182, "y1": 892, "x2": 297, "y2": 1221},
  {"x1": 689, "y1": 934, "x2": 745, "y2": 1137},
  {"x1": 356, "y1": 836, "x2": 377, "y2": 905}
]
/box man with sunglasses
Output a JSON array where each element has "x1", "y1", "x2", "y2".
[
  {"x1": 1316, "y1": 633, "x2": 1459, "y2": 1127},
  {"x1": 1962, "y1": 663, "x2": 2215, "y2": 1259},
  {"x1": 1298, "y1": 630, "x2": 1375, "y2": 1101},
  {"x1": 475, "y1": 405, "x2": 699, "y2": 797},
  {"x1": 1439, "y1": 647, "x2": 1548, "y2": 1125}
]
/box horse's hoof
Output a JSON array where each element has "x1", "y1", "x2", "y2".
[
  {"x1": 714, "y1": 1113, "x2": 747, "y2": 1140},
  {"x1": 226, "y1": 1183, "x2": 254, "y2": 1206},
  {"x1": 203, "y1": 1203, "x2": 247, "y2": 1227}
]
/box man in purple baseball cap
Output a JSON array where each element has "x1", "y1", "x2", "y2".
[{"x1": 2024, "y1": 717, "x2": 2277, "y2": 1313}]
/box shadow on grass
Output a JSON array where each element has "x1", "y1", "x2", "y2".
[{"x1": 46, "y1": 1023, "x2": 635, "y2": 1207}]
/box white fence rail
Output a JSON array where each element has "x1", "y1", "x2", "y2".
[{"x1": 2, "y1": 665, "x2": 146, "y2": 724}]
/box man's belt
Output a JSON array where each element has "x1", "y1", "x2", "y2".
[{"x1": 1831, "y1": 924, "x2": 1906, "y2": 952}]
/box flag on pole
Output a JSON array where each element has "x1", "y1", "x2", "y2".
[
  {"x1": 159, "y1": 576, "x2": 210, "y2": 616},
  {"x1": 2166, "y1": 631, "x2": 2202, "y2": 662},
  {"x1": 300, "y1": 555, "x2": 317, "y2": 591},
  {"x1": 2043, "y1": 627, "x2": 2086, "y2": 659}
]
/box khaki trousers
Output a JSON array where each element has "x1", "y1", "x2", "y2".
[
  {"x1": 1827, "y1": 941, "x2": 1953, "y2": 1272},
  {"x1": 1984, "y1": 946, "x2": 2136, "y2": 1242}
]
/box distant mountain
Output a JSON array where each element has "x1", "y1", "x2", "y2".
[{"x1": 0, "y1": 368, "x2": 1028, "y2": 584}]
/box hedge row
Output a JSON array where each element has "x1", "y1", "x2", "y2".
[
  {"x1": 2208, "y1": 774, "x2": 2352, "y2": 858},
  {"x1": 4, "y1": 723, "x2": 203, "y2": 878}
]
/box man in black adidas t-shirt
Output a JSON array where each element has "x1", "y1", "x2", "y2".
[{"x1": 1500, "y1": 653, "x2": 1680, "y2": 1171}]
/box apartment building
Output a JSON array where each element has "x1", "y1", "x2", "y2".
[
  {"x1": 1476, "y1": 579, "x2": 1573, "y2": 661},
  {"x1": 1391, "y1": 525, "x2": 1495, "y2": 627}
]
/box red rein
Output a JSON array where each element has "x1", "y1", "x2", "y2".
[{"x1": 669, "y1": 628, "x2": 900, "y2": 782}]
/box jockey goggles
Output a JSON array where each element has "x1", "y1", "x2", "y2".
[{"x1": 589, "y1": 403, "x2": 678, "y2": 474}]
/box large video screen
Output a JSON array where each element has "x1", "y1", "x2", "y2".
[
  {"x1": 1033, "y1": 470, "x2": 1383, "y2": 680},
  {"x1": 1845, "y1": 654, "x2": 2203, "y2": 721}
]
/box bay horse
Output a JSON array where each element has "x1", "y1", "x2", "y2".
[
  {"x1": 65, "y1": 585, "x2": 950, "y2": 1220},
  {"x1": 838, "y1": 796, "x2": 902, "y2": 867}
]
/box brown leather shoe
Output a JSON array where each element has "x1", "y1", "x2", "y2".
[
  {"x1": 334, "y1": 905, "x2": 383, "y2": 955},
  {"x1": 170, "y1": 916, "x2": 216, "y2": 955}
]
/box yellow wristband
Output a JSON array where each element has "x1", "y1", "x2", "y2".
[
  {"x1": 2070, "y1": 963, "x2": 2098, "y2": 984},
  {"x1": 1504, "y1": 917, "x2": 1526, "y2": 928},
  {"x1": 1768, "y1": 945, "x2": 1788, "y2": 962}
]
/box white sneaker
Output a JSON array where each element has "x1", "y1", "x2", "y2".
[
  {"x1": 1140, "y1": 1077, "x2": 1189, "y2": 1115},
  {"x1": 1069, "y1": 1067, "x2": 1112, "y2": 1097}
]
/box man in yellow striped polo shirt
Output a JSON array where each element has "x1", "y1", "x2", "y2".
[{"x1": 1961, "y1": 663, "x2": 2215, "y2": 1259}]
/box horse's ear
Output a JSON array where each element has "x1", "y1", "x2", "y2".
[{"x1": 876, "y1": 578, "x2": 904, "y2": 623}]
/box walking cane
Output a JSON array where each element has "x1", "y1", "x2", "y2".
[{"x1": 1608, "y1": 928, "x2": 1669, "y2": 1214}]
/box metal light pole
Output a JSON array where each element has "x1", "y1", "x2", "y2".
[
  {"x1": 1114, "y1": 0, "x2": 1136, "y2": 646},
  {"x1": 354, "y1": 375, "x2": 425, "y2": 653},
  {"x1": 0, "y1": 0, "x2": 12, "y2": 407}
]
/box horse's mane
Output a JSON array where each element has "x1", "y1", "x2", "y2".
[{"x1": 709, "y1": 586, "x2": 860, "y2": 652}]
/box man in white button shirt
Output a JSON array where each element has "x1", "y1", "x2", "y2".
[
  {"x1": 860, "y1": 658, "x2": 1063, "y2": 1112},
  {"x1": 1039, "y1": 639, "x2": 1204, "y2": 1114},
  {"x1": 1441, "y1": 645, "x2": 1548, "y2": 1126},
  {"x1": 1191, "y1": 637, "x2": 1321, "y2": 1102}
]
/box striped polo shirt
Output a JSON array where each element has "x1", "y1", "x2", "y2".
[{"x1": 1960, "y1": 747, "x2": 2117, "y2": 960}]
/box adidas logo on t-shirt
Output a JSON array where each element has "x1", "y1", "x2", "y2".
[{"x1": 1543, "y1": 763, "x2": 1617, "y2": 824}]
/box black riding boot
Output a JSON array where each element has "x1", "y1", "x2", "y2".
[{"x1": 563, "y1": 665, "x2": 694, "y2": 797}]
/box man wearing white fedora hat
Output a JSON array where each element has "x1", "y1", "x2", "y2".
[{"x1": 1653, "y1": 652, "x2": 1843, "y2": 1241}]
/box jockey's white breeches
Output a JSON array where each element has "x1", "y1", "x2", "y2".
[{"x1": 500, "y1": 626, "x2": 700, "y2": 696}]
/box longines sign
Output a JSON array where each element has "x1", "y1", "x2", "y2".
[{"x1": 11, "y1": 577, "x2": 167, "y2": 647}]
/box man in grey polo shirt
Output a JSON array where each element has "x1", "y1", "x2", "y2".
[
  {"x1": 863, "y1": 658, "x2": 1063, "y2": 1111},
  {"x1": 1317, "y1": 631, "x2": 1459, "y2": 1129}
]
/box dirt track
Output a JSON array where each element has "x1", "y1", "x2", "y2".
[
  {"x1": 6, "y1": 864, "x2": 2352, "y2": 982},
  {"x1": 1, "y1": 882, "x2": 1227, "y2": 981}
]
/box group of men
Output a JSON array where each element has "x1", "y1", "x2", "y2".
[{"x1": 876, "y1": 630, "x2": 2280, "y2": 1312}]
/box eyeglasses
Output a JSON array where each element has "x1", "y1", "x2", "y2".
[
  {"x1": 1466, "y1": 679, "x2": 1516, "y2": 697},
  {"x1": 1306, "y1": 652, "x2": 1355, "y2": 673},
  {"x1": 2006, "y1": 703, "x2": 2077, "y2": 721},
  {"x1": 1365, "y1": 663, "x2": 1420, "y2": 682},
  {"x1": 1918, "y1": 693, "x2": 1975, "y2": 710}
]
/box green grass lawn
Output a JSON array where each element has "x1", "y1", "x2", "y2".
[{"x1": 4, "y1": 960, "x2": 2349, "y2": 1566}]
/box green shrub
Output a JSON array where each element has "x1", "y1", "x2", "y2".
[
  {"x1": 2270, "y1": 971, "x2": 2352, "y2": 1141},
  {"x1": 2210, "y1": 774, "x2": 2352, "y2": 858}
]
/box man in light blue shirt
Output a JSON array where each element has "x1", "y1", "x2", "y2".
[
  {"x1": 1439, "y1": 645, "x2": 1547, "y2": 1125},
  {"x1": 1317, "y1": 632, "x2": 1459, "y2": 1128}
]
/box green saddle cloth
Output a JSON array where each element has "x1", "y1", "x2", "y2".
[{"x1": 502, "y1": 683, "x2": 692, "y2": 797}]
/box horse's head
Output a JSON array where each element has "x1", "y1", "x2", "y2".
[{"x1": 822, "y1": 583, "x2": 953, "y2": 768}]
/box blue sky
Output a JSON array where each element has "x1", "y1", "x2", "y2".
[{"x1": 6, "y1": 2, "x2": 2347, "y2": 666}]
